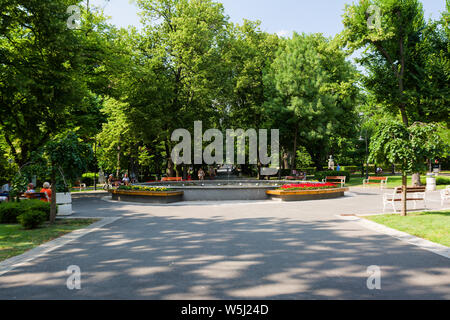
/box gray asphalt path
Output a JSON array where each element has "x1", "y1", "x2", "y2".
[{"x1": 0, "y1": 188, "x2": 449, "y2": 299}]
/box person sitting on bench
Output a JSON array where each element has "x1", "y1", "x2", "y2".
[
  {"x1": 25, "y1": 183, "x2": 36, "y2": 194},
  {"x1": 40, "y1": 182, "x2": 52, "y2": 203}
]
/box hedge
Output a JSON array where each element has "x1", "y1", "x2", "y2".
[
  {"x1": 80, "y1": 173, "x2": 97, "y2": 186},
  {"x1": 340, "y1": 166, "x2": 359, "y2": 173},
  {"x1": 0, "y1": 200, "x2": 51, "y2": 224},
  {"x1": 0, "y1": 202, "x2": 21, "y2": 223},
  {"x1": 18, "y1": 210, "x2": 47, "y2": 229},
  {"x1": 313, "y1": 171, "x2": 351, "y2": 183},
  {"x1": 420, "y1": 176, "x2": 450, "y2": 186},
  {"x1": 280, "y1": 167, "x2": 317, "y2": 176}
]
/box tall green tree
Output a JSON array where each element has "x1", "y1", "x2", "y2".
[
  {"x1": 221, "y1": 20, "x2": 279, "y2": 130},
  {"x1": 265, "y1": 33, "x2": 360, "y2": 170},
  {"x1": 130, "y1": 0, "x2": 230, "y2": 175},
  {"x1": 340, "y1": 0, "x2": 449, "y2": 185},
  {"x1": 0, "y1": 0, "x2": 111, "y2": 167},
  {"x1": 340, "y1": 0, "x2": 449, "y2": 127}
]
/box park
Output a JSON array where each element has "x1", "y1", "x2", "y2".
[{"x1": 0, "y1": 0, "x2": 449, "y2": 301}]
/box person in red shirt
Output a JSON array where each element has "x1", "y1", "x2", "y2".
[{"x1": 40, "y1": 182, "x2": 52, "y2": 202}]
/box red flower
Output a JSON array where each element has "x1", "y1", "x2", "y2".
[{"x1": 279, "y1": 183, "x2": 337, "y2": 190}]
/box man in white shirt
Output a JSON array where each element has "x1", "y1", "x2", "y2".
[{"x1": 0, "y1": 183, "x2": 10, "y2": 202}]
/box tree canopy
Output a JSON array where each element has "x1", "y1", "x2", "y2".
[{"x1": 0, "y1": 0, "x2": 448, "y2": 186}]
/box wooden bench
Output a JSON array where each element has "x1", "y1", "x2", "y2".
[
  {"x1": 322, "y1": 176, "x2": 346, "y2": 188},
  {"x1": 364, "y1": 176, "x2": 388, "y2": 189},
  {"x1": 441, "y1": 186, "x2": 450, "y2": 206},
  {"x1": 383, "y1": 186, "x2": 426, "y2": 213},
  {"x1": 161, "y1": 177, "x2": 183, "y2": 182},
  {"x1": 21, "y1": 192, "x2": 49, "y2": 201},
  {"x1": 72, "y1": 183, "x2": 87, "y2": 191}
]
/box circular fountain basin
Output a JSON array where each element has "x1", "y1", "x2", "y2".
[{"x1": 139, "y1": 180, "x2": 321, "y2": 201}]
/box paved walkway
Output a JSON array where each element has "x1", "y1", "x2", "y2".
[{"x1": 0, "y1": 188, "x2": 449, "y2": 299}]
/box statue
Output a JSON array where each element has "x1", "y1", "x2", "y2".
[
  {"x1": 98, "y1": 169, "x2": 106, "y2": 184},
  {"x1": 328, "y1": 156, "x2": 335, "y2": 171}
]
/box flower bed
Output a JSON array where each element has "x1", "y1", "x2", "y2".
[
  {"x1": 267, "y1": 183, "x2": 348, "y2": 202},
  {"x1": 117, "y1": 185, "x2": 172, "y2": 192},
  {"x1": 278, "y1": 183, "x2": 338, "y2": 191},
  {"x1": 110, "y1": 185, "x2": 183, "y2": 203}
]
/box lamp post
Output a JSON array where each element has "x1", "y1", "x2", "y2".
[
  {"x1": 359, "y1": 112, "x2": 370, "y2": 180},
  {"x1": 359, "y1": 131, "x2": 369, "y2": 180},
  {"x1": 93, "y1": 141, "x2": 101, "y2": 191}
]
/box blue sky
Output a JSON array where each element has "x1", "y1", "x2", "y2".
[{"x1": 92, "y1": 0, "x2": 446, "y2": 36}]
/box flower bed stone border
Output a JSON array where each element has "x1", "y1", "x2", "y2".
[
  {"x1": 110, "y1": 190, "x2": 184, "y2": 204},
  {"x1": 267, "y1": 187, "x2": 349, "y2": 201}
]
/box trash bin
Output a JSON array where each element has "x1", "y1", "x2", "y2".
[{"x1": 426, "y1": 173, "x2": 436, "y2": 192}]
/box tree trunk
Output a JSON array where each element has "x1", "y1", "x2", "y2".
[
  {"x1": 50, "y1": 169, "x2": 57, "y2": 224},
  {"x1": 411, "y1": 173, "x2": 422, "y2": 187},
  {"x1": 116, "y1": 144, "x2": 121, "y2": 178},
  {"x1": 182, "y1": 165, "x2": 187, "y2": 180},
  {"x1": 401, "y1": 172, "x2": 407, "y2": 217},
  {"x1": 282, "y1": 151, "x2": 289, "y2": 170},
  {"x1": 164, "y1": 140, "x2": 175, "y2": 177},
  {"x1": 291, "y1": 125, "x2": 298, "y2": 171}
]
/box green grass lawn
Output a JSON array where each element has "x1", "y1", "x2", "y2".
[
  {"x1": 365, "y1": 211, "x2": 450, "y2": 247},
  {"x1": 0, "y1": 219, "x2": 98, "y2": 262}
]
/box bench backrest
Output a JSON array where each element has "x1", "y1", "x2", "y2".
[
  {"x1": 368, "y1": 177, "x2": 388, "y2": 181},
  {"x1": 162, "y1": 177, "x2": 183, "y2": 182},
  {"x1": 394, "y1": 187, "x2": 426, "y2": 194},
  {"x1": 23, "y1": 192, "x2": 48, "y2": 200},
  {"x1": 325, "y1": 176, "x2": 346, "y2": 181}
]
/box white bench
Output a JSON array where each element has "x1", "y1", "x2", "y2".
[
  {"x1": 441, "y1": 186, "x2": 450, "y2": 206},
  {"x1": 363, "y1": 177, "x2": 388, "y2": 189},
  {"x1": 73, "y1": 183, "x2": 87, "y2": 191},
  {"x1": 322, "y1": 176, "x2": 346, "y2": 188},
  {"x1": 383, "y1": 186, "x2": 427, "y2": 213}
]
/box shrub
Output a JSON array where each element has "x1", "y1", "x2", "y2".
[
  {"x1": 0, "y1": 202, "x2": 22, "y2": 223},
  {"x1": 421, "y1": 176, "x2": 450, "y2": 186},
  {"x1": 314, "y1": 171, "x2": 351, "y2": 183},
  {"x1": 280, "y1": 167, "x2": 317, "y2": 176},
  {"x1": 340, "y1": 166, "x2": 359, "y2": 173},
  {"x1": 20, "y1": 200, "x2": 51, "y2": 220},
  {"x1": 80, "y1": 173, "x2": 96, "y2": 186},
  {"x1": 436, "y1": 176, "x2": 450, "y2": 185},
  {"x1": 18, "y1": 210, "x2": 47, "y2": 229},
  {"x1": 298, "y1": 167, "x2": 317, "y2": 175},
  {"x1": 0, "y1": 200, "x2": 51, "y2": 224}
]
